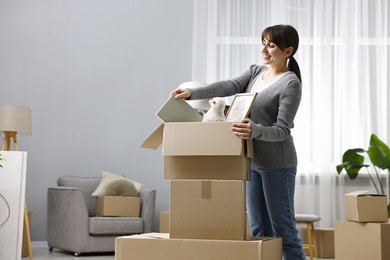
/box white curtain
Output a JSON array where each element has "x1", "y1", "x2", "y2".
[{"x1": 192, "y1": 0, "x2": 390, "y2": 227}]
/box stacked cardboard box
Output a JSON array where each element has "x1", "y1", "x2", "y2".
[
  {"x1": 143, "y1": 98, "x2": 253, "y2": 241},
  {"x1": 335, "y1": 191, "x2": 390, "y2": 260},
  {"x1": 159, "y1": 211, "x2": 253, "y2": 238},
  {"x1": 116, "y1": 233, "x2": 281, "y2": 260},
  {"x1": 170, "y1": 179, "x2": 247, "y2": 240},
  {"x1": 143, "y1": 121, "x2": 256, "y2": 241},
  {"x1": 115, "y1": 97, "x2": 282, "y2": 259}
]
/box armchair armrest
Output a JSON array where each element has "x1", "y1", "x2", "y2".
[
  {"x1": 139, "y1": 188, "x2": 156, "y2": 233},
  {"x1": 47, "y1": 187, "x2": 91, "y2": 253}
]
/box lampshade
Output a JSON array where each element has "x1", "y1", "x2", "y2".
[{"x1": 0, "y1": 104, "x2": 32, "y2": 135}]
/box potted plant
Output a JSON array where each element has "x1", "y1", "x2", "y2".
[{"x1": 336, "y1": 134, "x2": 390, "y2": 216}]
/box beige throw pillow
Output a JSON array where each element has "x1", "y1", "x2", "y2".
[{"x1": 92, "y1": 171, "x2": 143, "y2": 197}]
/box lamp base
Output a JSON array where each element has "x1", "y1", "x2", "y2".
[{"x1": 1, "y1": 131, "x2": 18, "y2": 151}]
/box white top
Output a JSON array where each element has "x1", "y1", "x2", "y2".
[{"x1": 250, "y1": 70, "x2": 290, "y2": 94}]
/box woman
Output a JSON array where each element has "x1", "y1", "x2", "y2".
[{"x1": 173, "y1": 24, "x2": 305, "y2": 260}]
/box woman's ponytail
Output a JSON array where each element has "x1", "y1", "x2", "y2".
[{"x1": 288, "y1": 56, "x2": 301, "y2": 83}]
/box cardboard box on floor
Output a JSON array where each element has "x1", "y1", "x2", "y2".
[
  {"x1": 170, "y1": 180, "x2": 246, "y2": 240},
  {"x1": 96, "y1": 196, "x2": 140, "y2": 217},
  {"x1": 159, "y1": 211, "x2": 170, "y2": 233},
  {"x1": 335, "y1": 220, "x2": 390, "y2": 260},
  {"x1": 115, "y1": 233, "x2": 282, "y2": 260},
  {"x1": 302, "y1": 227, "x2": 334, "y2": 258},
  {"x1": 344, "y1": 191, "x2": 388, "y2": 222},
  {"x1": 141, "y1": 96, "x2": 253, "y2": 180},
  {"x1": 159, "y1": 211, "x2": 252, "y2": 237}
]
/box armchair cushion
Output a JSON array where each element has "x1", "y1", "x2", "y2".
[{"x1": 89, "y1": 217, "x2": 143, "y2": 235}]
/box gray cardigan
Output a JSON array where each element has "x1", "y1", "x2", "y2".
[{"x1": 188, "y1": 64, "x2": 302, "y2": 169}]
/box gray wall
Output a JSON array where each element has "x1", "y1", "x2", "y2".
[{"x1": 0, "y1": 0, "x2": 194, "y2": 240}]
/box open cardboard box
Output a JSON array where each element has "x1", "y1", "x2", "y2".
[
  {"x1": 141, "y1": 96, "x2": 253, "y2": 180},
  {"x1": 344, "y1": 191, "x2": 388, "y2": 223},
  {"x1": 115, "y1": 233, "x2": 282, "y2": 260}
]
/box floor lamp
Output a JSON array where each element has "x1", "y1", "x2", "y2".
[{"x1": 0, "y1": 104, "x2": 32, "y2": 260}]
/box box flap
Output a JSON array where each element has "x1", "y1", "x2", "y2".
[
  {"x1": 345, "y1": 190, "x2": 370, "y2": 197},
  {"x1": 140, "y1": 124, "x2": 164, "y2": 150},
  {"x1": 156, "y1": 95, "x2": 203, "y2": 122},
  {"x1": 127, "y1": 233, "x2": 169, "y2": 239},
  {"x1": 163, "y1": 122, "x2": 243, "y2": 156}
]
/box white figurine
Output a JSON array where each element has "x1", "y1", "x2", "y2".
[{"x1": 202, "y1": 97, "x2": 226, "y2": 122}]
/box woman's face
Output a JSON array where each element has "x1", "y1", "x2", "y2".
[{"x1": 261, "y1": 37, "x2": 289, "y2": 66}]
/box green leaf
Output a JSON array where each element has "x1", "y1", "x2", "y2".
[
  {"x1": 342, "y1": 148, "x2": 365, "y2": 164},
  {"x1": 337, "y1": 162, "x2": 368, "y2": 180},
  {"x1": 336, "y1": 164, "x2": 344, "y2": 174},
  {"x1": 336, "y1": 149, "x2": 368, "y2": 179},
  {"x1": 368, "y1": 134, "x2": 390, "y2": 170}
]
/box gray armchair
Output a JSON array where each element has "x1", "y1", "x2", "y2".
[{"x1": 47, "y1": 175, "x2": 156, "y2": 255}]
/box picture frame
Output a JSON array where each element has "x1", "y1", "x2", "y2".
[{"x1": 225, "y1": 93, "x2": 258, "y2": 122}]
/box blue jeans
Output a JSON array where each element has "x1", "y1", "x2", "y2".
[{"x1": 246, "y1": 165, "x2": 306, "y2": 260}]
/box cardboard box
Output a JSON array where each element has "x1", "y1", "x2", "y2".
[
  {"x1": 335, "y1": 220, "x2": 390, "y2": 260},
  {"x1": 344, "y1": 191, "x2": 388, "y2": 222},
  {"x1": 22, "y1": 210, "x2": 32, "y2": 257},
  {"x1": 96, "y1": 196, "x2": 140, "y2": 217},
  {"x1": 162, "y1": 122, "x2": 250, "y2": 156},
  {"x1": 160, "y1": 211, "x2": 252, "y2": 237},
  {"x1": 170, "y1": 180, "x2": 246, "y2": 240},
  {"x1": 164, "y1": 155, "x2": 251, "y2": 180},
  {"x1": 302, "y1": 227, "x2": 334, "y2": 258},
  {"x1": 115, "y1": 233, "x2": 282, "y2": 260},
  {"x1": 160, "y1": 211, "x2": 169, "y2": 233},
  {"x1": 141, "y1": 96, "x2": 254, "y2": 180},
  {"x1": 142, "y1": 122, "x2": 252, "y2": 180}
]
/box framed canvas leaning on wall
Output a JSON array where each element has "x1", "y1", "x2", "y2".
[{"x1": 0, "y1": 151, "x2": 27, "y2": 260}]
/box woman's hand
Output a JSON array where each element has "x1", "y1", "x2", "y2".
[
  {"x1": 172, "y1": 88, "x2": 191, "y2": 99},
  {"x1": 231, "y1": 118, "x2": 252, "y2": 140}
]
